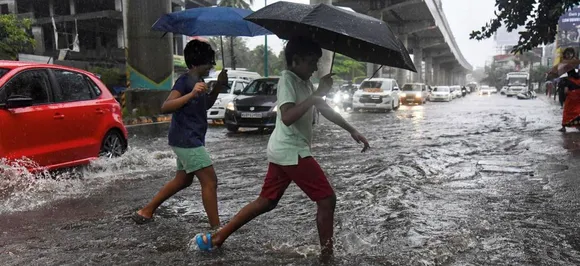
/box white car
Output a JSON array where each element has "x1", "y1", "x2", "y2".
[
  {"x1": 430, "y1": 86, "x2": 453, "y2": 102},
  {"x1": 490, "y1": 86, "x2": 498, "y2": 94},
  {"x1": 352, "y1": 78, "x2": 401, "y2": 112},
  {"x1": 450, "y1": 85, "x2": 462, "y2": 98},
  {"x1": 500, "y1": 86, "x2": 508, "y2": 95},
  {"x1": 206, "y1": 78, "x2": 251, "y2": 120},
  {"x1": 479, "y1": 85, "x2": 492, "y2": 96}
]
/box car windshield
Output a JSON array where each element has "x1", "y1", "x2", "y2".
[
  {"x1": 360, "y1": 81, "x2": 384, "y2": 92},
  {"x1": 242, "y1": 79, "x2": 278, "y2": 95},
  {"x1": 508, "y1": 77, "x2": 527, "y2": 85},
  {"x1": 434, "y1": 87, "x2": 449, "y2": 92},
  {"x1": 402, "y1": 84, "x2": 421, "y2": 91},
  {"x1": 0, "y1": 68, "x2": 8, "y2": 79},
  {"x1": 207, "y1": 80, "x2": 234, "y2": 94}
]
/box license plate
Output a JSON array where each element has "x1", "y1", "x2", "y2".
[
  {"x1": 364, "y1": 103, "x2": 376, "y2": 106},
  {"x1": 241, "y1": 112, "x2": 263, "y2": 118}
]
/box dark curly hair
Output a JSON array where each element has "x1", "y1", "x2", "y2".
[
  {"x1": 563, "y1": 47, "x2": 576, "y2": 59},
  {"x1": 284, "y1": 36, "x2": 322, "y2": 67},
  {"x1": 184, "y1": 40, "x2": 216, "y2": 69}
]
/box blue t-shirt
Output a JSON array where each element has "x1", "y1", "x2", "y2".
[{"x1": 168, "y1": 74, "x2": 209, "y2": 148}]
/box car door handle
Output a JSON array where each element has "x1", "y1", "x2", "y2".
[
  {"x1": 54, "y1": 113, "x2": 65, "y2": 119},
  {"x1": 95, "y1": 108, "x2": 105, "y2": 114}
]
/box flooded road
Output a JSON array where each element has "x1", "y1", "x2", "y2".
[{"x1": 3, "y1": 94, "x2": 580, "y2": 265}]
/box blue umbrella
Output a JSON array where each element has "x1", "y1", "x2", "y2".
[{"x1": 151, "y1": 6, "x2": 272, "y2": 37}]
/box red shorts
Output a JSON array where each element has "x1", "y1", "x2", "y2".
[{"x1": 259, "y1": 157, "x2": 335, "y2": 202}]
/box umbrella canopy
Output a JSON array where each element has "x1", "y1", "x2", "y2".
[
  {"x1": 547, "y1": 59, "x2": 580, "y2": 80},
  {"x1": 244, "y1": 1, "x2": 416, "y2": 72},
  {"x1": 152, "y1": 6, "x2": 272, "y2": 37}
]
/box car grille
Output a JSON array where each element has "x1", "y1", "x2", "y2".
[
  {"x1": 406, "y1": 94, "x2": 419, "y2": 100},
  {"x1": 359, "y1": 95, "x2": 383, "y2": 103},
  {"x1": 237, "y1": 106, "x2": 271, "y2": 112}
]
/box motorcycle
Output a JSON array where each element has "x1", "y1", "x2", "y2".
[
  {"x1": 516, "y1": 90, "x2": 537, "y2": 100},
  {"x1": 461, "y1": 87, "x2": 467, "y2": 97}
]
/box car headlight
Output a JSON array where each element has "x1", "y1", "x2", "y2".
[
  {"x1": 415, "y1": 94, "x2": 421, "y2": 98},
  {"x1": 272, "y1": 105, "x2": 278, "y2": 112},
  {"x1": 333, "y1": 95, "x2": 341, "y2": 103},
  {"x1": 343, "y1": 94, "x2": 349, "y2": 99},
  {"x1": 226, "y1": 101, "x2": 235, "y2": 111},
  {"x1": 400, "y1": 93, "x2": 406, "y2": 97}
]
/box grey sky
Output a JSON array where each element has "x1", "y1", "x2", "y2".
[{"x1": 245, "y1": 0, "x2": 497, "y2": 68}]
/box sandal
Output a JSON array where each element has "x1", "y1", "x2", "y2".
[
  {"x1": 131, "y1": 212, "x2": 153, "y2": 224},
  {"x1": 195, "y1": 233, "x2": 213, "y2": 251}
]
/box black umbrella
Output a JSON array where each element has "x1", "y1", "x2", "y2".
[{"x1": 244, "y1": 1, "x2": 417, "y2": 73}]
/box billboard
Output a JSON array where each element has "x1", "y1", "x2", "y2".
[{"x1": 555, "y1": 6, "x2": 580, "y2": 66}]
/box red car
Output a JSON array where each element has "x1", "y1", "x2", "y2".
[{"x1": 0, "y1": 61, "x2": 128, "y2": 172}]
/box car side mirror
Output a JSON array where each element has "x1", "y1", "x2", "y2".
[
  {"x1": 393, "y1": 87, "x2": 400, "y2": 91},
  {"x1": 2, "y1": 96, "x2": 33, "y2": 109}
]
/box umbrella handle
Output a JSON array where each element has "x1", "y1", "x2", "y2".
[
  {"x1": 369, "y1": 65, "x2": 383, "y2": 80},
  {"x1": 330, "y1": 51, "x2": 336, "y2": 73}
]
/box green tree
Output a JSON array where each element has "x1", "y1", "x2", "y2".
[
  {"x1": 0, "y1": 15, "x2": 35, "y2": 60},
  {"x1": 482, "y1": 62, "x2": 511, "y2": 88},
  {"x1": 208, "y1": 36, "x2": 252, "y2": 70},
  {"x1": 218, "y1": 0, "x2": 254, "y2": 70},
  {"x1": 331, "y1": 53, "x2": 365, "y2": 82},
  {"x1": 470, "y1": 0, "x2": 578, "y2": 53},
  {"x1": 247, "y1": 44, "x2": 283, "y2": 76}
]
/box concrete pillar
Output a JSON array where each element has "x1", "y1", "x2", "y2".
[
  {"x1": 126, "y1": 0, "x2": 173, "y2": 90},
  {"x1": 396, "y1": 34, "x2": 408, "y2": 85},
  {"x1": 173, "y1": 5, "x2": 185, "y2": 56},
  {"x1": 413, "y1": 45, "x2": 423, "y2": 83},
  {"x1": 115, "y1": 0, "x2": 123, "y2": 12},
  {"x1": 48, "y1": 0, "x2": 54, "y2": 16},
  {"x1": 69, "y1": 0, "x2": 76, "y2": 14},
  {"x1": 311, "y1": 0, "x2": 332, "y2": 80},
  {"x1": 424, "y1": 55, "x2": 433, "y2": 85},
  {"x1": 117, "y1": 26, "x2": 125, "y2": 48},
  {"x1": 433, "y1": 63, "x2": 440, "y2": 85},
  {"x1": 31, "y1": 26, "x2": 45, "y2": 54}
]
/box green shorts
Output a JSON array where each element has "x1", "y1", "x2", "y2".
[{"x1": 171, "y1": 146, "x2": 213, "y2": 174}]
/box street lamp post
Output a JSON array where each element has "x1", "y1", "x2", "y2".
[{"x1": 264, "y1": 0, "x2": 268, "y2": 77}]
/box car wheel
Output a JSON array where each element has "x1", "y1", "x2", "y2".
[
  {"x1": 227, "y1": 125, "x2": 239, "y2": 132},
  {"x1": 99, "y1": 130, "x2": 127, "y2": 158}
]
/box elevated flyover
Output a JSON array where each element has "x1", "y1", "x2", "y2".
[{"x1": 332, "y1": 0, "x2": 472, "y2": 85}]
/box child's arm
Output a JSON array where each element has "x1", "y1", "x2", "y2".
[
  {"x1": 280, "y1": 73, "x2": 334, "y2": 126},
  {"x1": 316, "y1": 101, "x2": 370, "y2": 152},
  {"x1": 207, "y1": 70, "x2": 228, "y2": 110},
  {"x1": 161, "y1": 82, "x2": 206, "y2": 114}
]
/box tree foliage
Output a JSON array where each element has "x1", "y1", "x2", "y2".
[
  {"x1": 217, "y1": 0, "x2": 254, "y2": 69},
  {"x1": 332, "y1": 53, "x2": 366, "y2": 82},
  {"x1": 0, "y1": 14, "x2": 35, "y2": 60},
  {"x1": 470, "y1": 0, "x2": 579, "y2": 53}
]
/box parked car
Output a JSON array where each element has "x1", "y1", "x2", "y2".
[
  {"x1": 500, "y1": 86, "x2": 508, "y2": 95},
  {"x1": 224, "y1": 77, "x2": 279, "y2": 132},
  {"x1": 352, "y1": 78, "x2": 401, "y2": 112},
  {"x1": 429, "y1": 86, "x2": 453, "y2": 102},
  {"x1": 0, "y1": 61, "x2": 128, "y2": 172},
  {"x1": 400, "y1": 83, "x2": 430, "y2": 105},
  {"x1": 206, "y1": 78, "x2": 251, "y2": 120},
  {"x1": 450, "y1": 85, "x2": 462, "y2": 98}
]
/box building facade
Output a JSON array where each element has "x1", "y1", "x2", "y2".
[{"x1": 3, "y1": 0, "x2": 216, "y2": 63}]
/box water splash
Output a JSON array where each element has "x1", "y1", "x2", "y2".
[{"x1": 0, "y1": 147, "x2": 176, "y2": 214}]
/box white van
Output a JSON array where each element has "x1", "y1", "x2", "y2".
[
  {"x1": 352, "y1": 78, "x2": 401, "y2": 112},
  {"x1": 209, "y1": 69, "x2": 261, "y2": 82},
  {"x1": 206, "y1": 78, "x2": 251, "y2": 120}
]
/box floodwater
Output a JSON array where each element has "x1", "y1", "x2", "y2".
[{"x1": 2, "y1": 93, "x2": 580, "y2": 265}]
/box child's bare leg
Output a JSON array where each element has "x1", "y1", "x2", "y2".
[
  {"x1": 211, "y1": 197, "x2": 278, "y2": 246},
  {"x1": 139, "y1": 170, "x2": 194, "y2": 218},
  {"x1": 194, "y1": 166, "x2": 220, "y2": 228},
  {"x1": 316, "y1": 194, "x2": 336, "y2": 262}
]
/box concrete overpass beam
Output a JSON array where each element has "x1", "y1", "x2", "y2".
[
  {"x1": 395, "y1": 20, "x2": 437, "y2": 35},
  {"x1": 421, "y1": 37, "x2": 446, "y2": 48},
  {"x1": 432, "y1": 62, "x2": 440, "y2": 85},
  {"x1": 426, "y1": 47, "x2": 451, "y2": 58}
]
